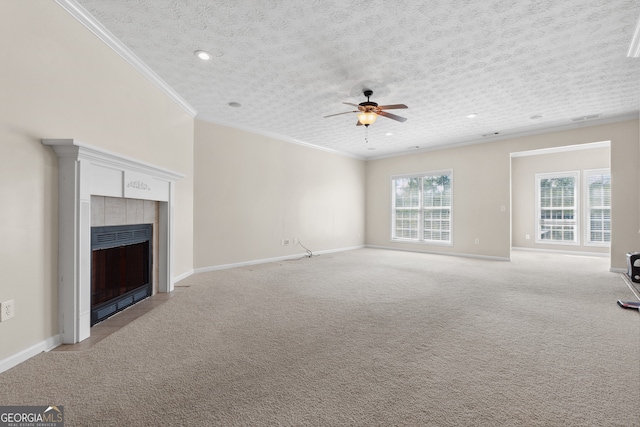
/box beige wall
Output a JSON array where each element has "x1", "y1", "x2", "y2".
[
  {"x1": 366, "y1": 120, "x2": 639, "y2": 268},
  {"x1": 367, "y1": 142, "x2": 511, "y2": 259},
  {"x1": 0, "y1": 1, "x2": 194, "y2": 361},
  {"x1": 193, "y1": 120, "x2": 366, "y2": 268},
  {"x1": 512, "y1": 147, "x2": 610, "y2": 253}
]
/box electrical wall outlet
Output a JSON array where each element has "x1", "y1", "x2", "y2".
[
  {"x1": 1, "y1": 300, "x2": 15, "y2": 322},
  {"x1": 525, "y1": 234, "x2": 531, "y2": 240},
  {"x1": 281, "y1": 239, "x2": 291, "y2": 246},
  {"x1": 474, "y1": 238, "x2": 480, "y2": 245}
]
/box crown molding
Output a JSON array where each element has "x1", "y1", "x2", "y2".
[
  {"x1": 368, "y1": 113, "x2": 638, "y2": 161},
  {"x1": 54, "y1": 0, "x2": 197, "y2": 117},
  {"x1": 197, "y1": 116, "x2": 366, "y2": 161}
]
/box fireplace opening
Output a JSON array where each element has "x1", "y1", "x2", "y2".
[{"x1": 91, "y1": 224, "x2": 153, "y2": 326}]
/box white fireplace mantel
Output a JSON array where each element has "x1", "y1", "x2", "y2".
[{"x1": 43, "y1": 139, "x2": 184, "y2": 344}]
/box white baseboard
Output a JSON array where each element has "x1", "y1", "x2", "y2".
[
  {"x1": 192, "y1": 245, "x2": 365, "y2": 275},
  {"x1": 366, "y1": 245, "x2": 510, "y2": 262},
  {"x1": 0, "y1": 335, "x2": 61, "y2": 374},
  {"x1": 511, "y1": 246, "x2": 609, "y2": 257},
  {"x1": 620, "y1": 273, "x2": 640, "y2": 300},
  {"x1": 173, "y1": 269, "x2": 195, "y2": 283}
]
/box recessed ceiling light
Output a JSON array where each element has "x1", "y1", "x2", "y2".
[
  {"x1": 385, "y1": 132, "x2": 393, "y2": 136},
  {"x1": 530, "y1": 114, "x2": 544, "y2": 120},
  {"x1": 228, "y1": 102, "x2": 241, "y2": 108},
  {"x1": 194, "y1": 50, "x2": 212, "y2": 61},
  {"x1": 466, "y1": 113, "x2": 478, "y2": 119}
]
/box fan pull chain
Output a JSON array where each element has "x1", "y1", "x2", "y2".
[{"x1": 365, "y1": 125, "x2": 369, "y2": 143}]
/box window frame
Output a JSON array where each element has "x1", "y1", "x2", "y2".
[
  {"x1": 583, "y1": 168, "x2": 611, "y2": 247},
  {"x1": 390, "y1": 170, "x2": 453, "y2": 246},
  {"x1": 535, "y1": 171, "x2": 580, "y2": 246}
]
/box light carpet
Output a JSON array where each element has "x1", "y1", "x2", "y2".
[{"x1": 1, "y1": 249, "x2": 638, "y2": 426}]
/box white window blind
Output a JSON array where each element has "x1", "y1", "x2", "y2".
[
  {"x1": 392, "y1": 171, "x2": 452, "y2": 244},
  {"x1": 585, "y1": 169, "x2": 611, "y2": 246},
  {"x1": 536, "y1": 172, "x2": 579, "y2": 244}
]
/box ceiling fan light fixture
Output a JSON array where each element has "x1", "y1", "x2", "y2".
[{"x1": 358, "y1": 112, "x2": 378, "y2": 126}]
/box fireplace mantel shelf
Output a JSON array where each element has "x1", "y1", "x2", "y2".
[{"x1": 43, "y1": 139, "x2": 184, "y2": 181}]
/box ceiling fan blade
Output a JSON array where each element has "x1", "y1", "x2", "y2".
[
  {"x1": 378, "y1": 104, "x2": 408, "y2": 110},
  {"x1": 379, "y1": 111, "x2": 407, "y2": 122},
  {"x1": 343, "y1": 102, "x2": 360, "y2": 107},
  {"x1": 356, "y1": 120, "x2": 363, "y2": 126},
  {"x1": 324, "y1": 111, "x2": 357, "y2": 118}
]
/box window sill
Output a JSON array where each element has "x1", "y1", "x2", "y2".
[
  {"x1": 534, "y1": 240, "x2": 580, "y2": 246},
  {"x1": 391, "y1": 238, "x2": 453, "y2": 247}
]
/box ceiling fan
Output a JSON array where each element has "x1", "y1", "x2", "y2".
[{"x1": 324, "y1": 89, "x2": 408, "y2": 127}]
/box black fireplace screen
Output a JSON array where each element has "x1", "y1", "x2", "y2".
[{"x1": 91, "y1": 224, "x2": 152, "y2": 325}]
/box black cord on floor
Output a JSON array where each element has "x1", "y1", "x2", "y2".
[
  {"x1": 298, "y1": 241, "x2": 314, "y2": 258},
  {"x1": 284, "y1": 240, "x2": 316, "y2": 262}
]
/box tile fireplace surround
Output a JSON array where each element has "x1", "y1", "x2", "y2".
[{"x1": 43, "y1": 139, "x2": 184, "y2": 344}]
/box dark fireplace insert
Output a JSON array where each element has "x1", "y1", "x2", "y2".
[{"x1": 91, "y1": 223, "x2": 152, "y2": 326}]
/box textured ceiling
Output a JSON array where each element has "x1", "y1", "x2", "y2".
[{"x1": 73, "y1": 0, "x2": 640, "y2": 159}]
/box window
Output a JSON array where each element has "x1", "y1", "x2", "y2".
[
  {"x1": 536, "y1": 172, "x2": 579, "y2": 244},
  {"x1": 392, "y1": 171, "x2": 452, "y2": 244},
  {"x1": 585, "y1": 169, "x2": 611, "y2": 246}
]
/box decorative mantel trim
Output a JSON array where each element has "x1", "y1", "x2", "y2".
[
  {"x1": 42, "y1": 139, "x2": 184, "y2": 344},
  {"x1": 43, "y1": 139, "x2": 184, "y2": 181}
]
